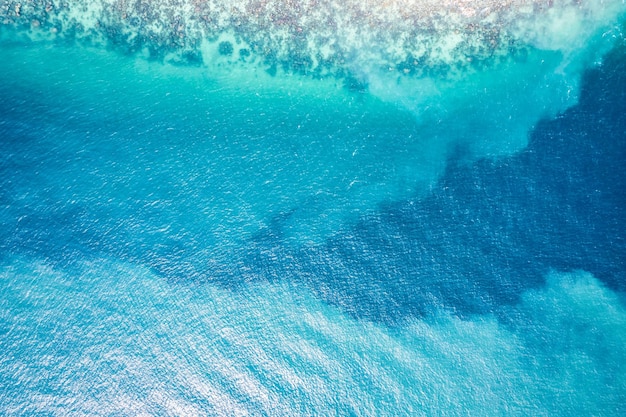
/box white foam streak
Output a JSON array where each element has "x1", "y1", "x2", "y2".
[{"x1": 7, "y1": 1, "x2": 626, "y2": 76}]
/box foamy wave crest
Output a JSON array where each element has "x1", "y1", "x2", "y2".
[{"x1": 3, "y1": 1, "x2": 625, "y2": 76}]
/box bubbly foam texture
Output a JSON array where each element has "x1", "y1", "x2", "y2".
[
  {"x1": 3, "y1": 1, "x2": 625, "y2": 76},
  {"x1": 1, "y1": 258, "x2": 624, "y2": 415}
]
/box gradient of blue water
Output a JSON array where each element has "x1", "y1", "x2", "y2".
[{"x1": 1, "y1": 27, "x2": 625, "y2": 416}]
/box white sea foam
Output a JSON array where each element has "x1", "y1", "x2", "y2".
[{"x1": 4, "y1": 1, "x2": 625, "y2": 76}]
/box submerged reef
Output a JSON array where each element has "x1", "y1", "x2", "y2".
[{"x1": 1, "y1": 1, "x2": 624, "y2": 78}]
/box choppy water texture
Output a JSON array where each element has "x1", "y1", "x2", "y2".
[{"x1": 1, "y1": 1, "x2": 626, "y2": 415}]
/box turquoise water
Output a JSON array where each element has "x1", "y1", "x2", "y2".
[{"x1": 1, "y1": 1, "x2": 626, "y2": 415}]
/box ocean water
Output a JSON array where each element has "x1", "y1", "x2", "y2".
[{"x1": 1, "y1": 1, "x2": 625, "y2": 415}]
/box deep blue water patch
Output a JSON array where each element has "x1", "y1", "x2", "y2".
[
  {"x1": 239, "y1": 39, "x2": 626, "y2": 324},
  {"x1": 1, "y1": 37, "x2": 625, "y2": 323}
]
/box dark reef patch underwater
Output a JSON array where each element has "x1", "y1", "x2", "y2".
[{"x1": 1, "y1": 1, "x2": 626, "y2": 415}]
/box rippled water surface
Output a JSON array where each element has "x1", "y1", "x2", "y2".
[{"x1": 1, "y1": 1, "x2": 625, "y2": 415}]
